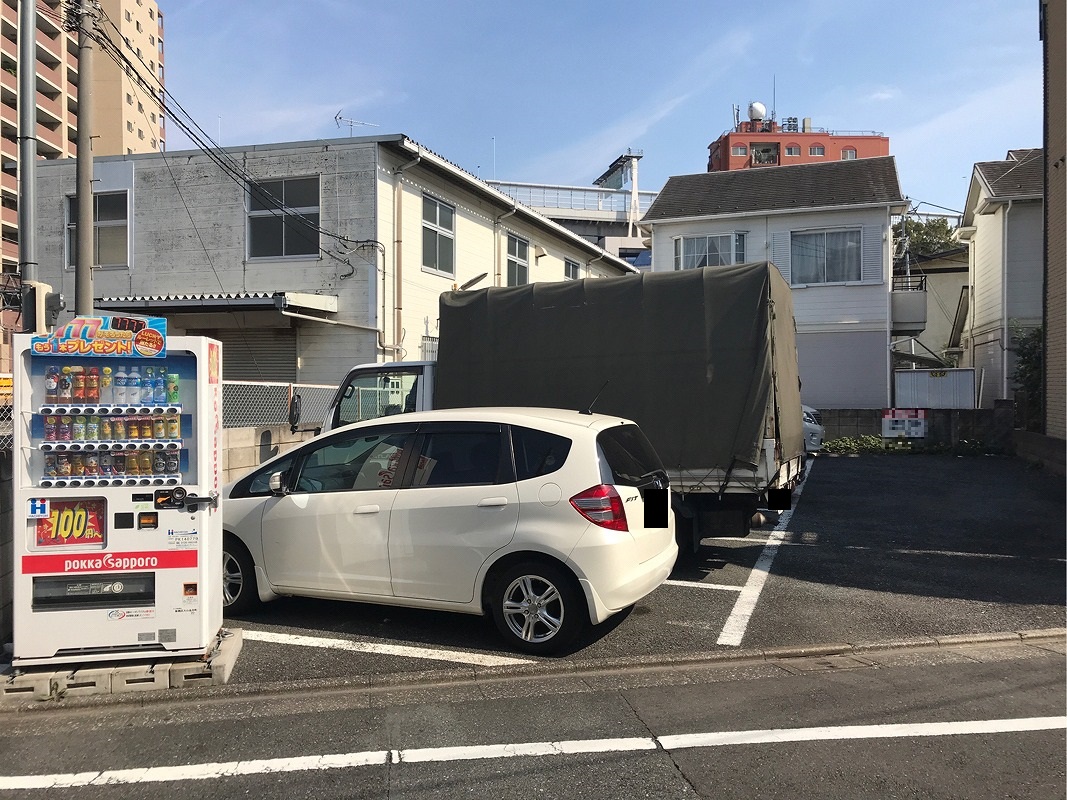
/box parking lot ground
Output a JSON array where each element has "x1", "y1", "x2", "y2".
[{"x1": 206, "y1": 453, "x2": 1067, "y2": 690}]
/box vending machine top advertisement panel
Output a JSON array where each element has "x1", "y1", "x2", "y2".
[
  {"x1": 30, "y1": 315, "x2": 168, "y2": 358},
  {"x1": 11, "y1": 316, "x2": 224, "y2": 668}
]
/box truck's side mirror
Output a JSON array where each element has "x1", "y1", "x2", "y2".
[{"x1": 288, "y1": 393, "x2": 302, "y2": 432}]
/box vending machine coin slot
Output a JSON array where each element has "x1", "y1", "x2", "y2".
[{"x1": 136, "y1": 512, "x2": 159, "y2": 529}]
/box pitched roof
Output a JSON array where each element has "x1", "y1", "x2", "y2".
[
  {"x1": 975, "y1": 149, "x2": 1043, "y2": 199},
  {"x1": 642, "y1": 156, "x2": 904, "y2": 222}
]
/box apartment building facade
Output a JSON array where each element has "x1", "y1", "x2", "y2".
[
  {"x1": 708, "y1": 102, "x2": 890, "y2": 173},
  {"x1": 0, "y1": 0, "x2": 162, "y2": 370},
  {"x1": 30, "y1": 135, "x2": 635, "y2": 386}
]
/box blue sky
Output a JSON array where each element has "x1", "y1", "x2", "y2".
[{"x1": 160, "y1": 1, "x2": 1043, "y2": 216}]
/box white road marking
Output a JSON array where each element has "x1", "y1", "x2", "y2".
[
  {"x1": 715, "y1": 467, "x2": 808, "y2": 647},
  {"x1": 241, "y1": 630, "x2": 532, "y2": 667},
  {"x1": 663, "y1": 579, "x2": 743, "y2": 592},
  {"x1": 3, "y1": 717, "x2": 1061, "y2": 789}
]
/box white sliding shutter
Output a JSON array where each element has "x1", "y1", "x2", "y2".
[
  {"x1": 770, "y1": 231, "x2": 791, "y2": 284},
  {"x1": 862, "y1": 224, "x2": 884, "y2": 282}
]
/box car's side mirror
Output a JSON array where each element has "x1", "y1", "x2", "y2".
[{"x1": 268, "y1": 471, "x2": 288, "y2": 496}]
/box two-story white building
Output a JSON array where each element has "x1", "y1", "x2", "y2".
[
  {"x1": 957, "y1": 149, "x2": 1044, "y2": 408},
  {"x1": 641, "y1": 157, "x2": 908, "y2": 409},
  {"x1": 33, "y1": 135, "x2": 634, "y2": 385}
]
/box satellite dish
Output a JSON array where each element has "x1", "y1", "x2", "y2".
[{"x1": 748, "y1": 101, "x2": 767, "y2": 121}]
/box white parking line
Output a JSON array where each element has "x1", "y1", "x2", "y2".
[
  {"x1": 664, "y1": 579, "x2": 743, "y2": 592},
  {"x1": 4, "y1": 716, "x2": 1061, "y2": 789},
  {"x1": 715, "y1": 467, "x2": 809, "y2": 647},
  {"x1": 241, "y1": 630, "x2": 532, "y2": 667}
]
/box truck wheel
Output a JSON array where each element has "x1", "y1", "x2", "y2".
[
  {"x1": 222, "y1": 534, "x2": 259, "y2": 615},
  {"x1": 490, "y1": 561, "x2": 585, "y2": 655}
]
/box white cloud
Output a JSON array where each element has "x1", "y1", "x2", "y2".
[
  {"x1": 891, "y1": 69, "x2": 1042, "y2": 209},
  {"x1": 514, "y1": 30, "x2": 755, "y2": 183}
]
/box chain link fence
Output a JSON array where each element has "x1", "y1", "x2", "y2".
[{"x1": 0, "y1": 380, "x2": 338, "y2": 452}]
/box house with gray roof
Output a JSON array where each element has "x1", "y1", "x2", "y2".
[
  {"x1": 957, "y1": 148, "x2": 1044, "y2": 409},
  {"x1": 641, "y1": 156, "x2": 908, "y2": 409}
]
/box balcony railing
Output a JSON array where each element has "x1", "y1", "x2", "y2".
[{"x1": 487, "y1": 181, "x2": 657, "y2": 215}]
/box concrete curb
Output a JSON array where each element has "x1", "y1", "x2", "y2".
[{"x1": 1, "y1": 627, "x2": 1061, "y2": 712}]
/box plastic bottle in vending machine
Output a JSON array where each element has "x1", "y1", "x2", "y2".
[
  {"x1": 127, "y1": 366, "x2": 142, "y2": 403},
  {"x1": 138, "y1": 451, "x2": 153, "y2": 476},
  {"x1": 86, "y1": 367, "x2": 100, "y2": 403},
  {"x1": 142, "y1": 367, "x2": 155, "y2": 403},
  {"x1": 100, "y1": 367, "x2": 114, "y2": 403},
  {"x1": 44, "y1": 366, "x2": 60, "y2": 404},
  {"x1": 165, "y1": 370, "x2": 180, "y2": 404},
  {"x1": 58, "y1": 367, "x2": 73, "y2": 403},
  {"x1": 113, "y1": 364, "x2": 128, "y2": 404},
  {"x1": 71, "y1": 368, "x2": 86, "y2": 403},
  {"x1": 154, "y1": 368, "x2": 167, "y2": 404}
]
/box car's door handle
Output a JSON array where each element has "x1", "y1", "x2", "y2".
[
  {"x1": 354, "y1": 504, "x2": 380, "y2": 514},
  {"x1": 477, "y1": 497, "x2": 509, "y2": 508}
]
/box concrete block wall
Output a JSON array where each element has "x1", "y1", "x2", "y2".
[{"x1": 222, "y1": 425, "x2": 317, "y2": 485}]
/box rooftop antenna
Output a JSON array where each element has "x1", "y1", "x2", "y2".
[{"x1": 334, "y1": 110, "x2": 379, "y2": 136}]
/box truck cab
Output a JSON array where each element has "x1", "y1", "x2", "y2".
[{"x1": 324, "y1": 362, "x2": 435, "y2": 432}]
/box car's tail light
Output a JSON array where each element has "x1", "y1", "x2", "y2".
[{"x1": 570, "y1": 485, "x2": 628, "y2": 531}]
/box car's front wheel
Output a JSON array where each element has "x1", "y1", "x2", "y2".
[
  {"x1": 222, "y1": 534, "x2": 259, "y2": 615},
  {"x1": 490, "y1": 561, "x2": 586, "y2": 655}
]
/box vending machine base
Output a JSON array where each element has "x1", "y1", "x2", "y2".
[{"x1": 1, "y1": 628, "x2": 243, "y2": 703}]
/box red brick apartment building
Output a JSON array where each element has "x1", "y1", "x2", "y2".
[{"x1": 707, "y1": 101, "x2": 890, "y2": 172}]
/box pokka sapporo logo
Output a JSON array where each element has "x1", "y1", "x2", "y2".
[{"x1": 133, "y1": 328, "x2": 165, "y2": 357}]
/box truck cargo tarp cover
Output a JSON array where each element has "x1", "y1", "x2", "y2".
[{"x1": 435, "y1": 262, "x2": 804, "y2": 470}]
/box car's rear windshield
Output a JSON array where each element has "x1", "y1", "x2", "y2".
[{"x1": 596, "y1": 425, "x2": 665, "y2": 488}]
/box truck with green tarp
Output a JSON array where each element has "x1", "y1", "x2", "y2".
[{"x1": 322, "y1": 262, "x2": 806, "y2": 550}]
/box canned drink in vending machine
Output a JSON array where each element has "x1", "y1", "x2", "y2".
[
  {"x1": 165, "y1": 450, "x2": 180, "y2": 474},
  {"x1": 111, "y1": 452, "x2": 126, "y2": 475}
]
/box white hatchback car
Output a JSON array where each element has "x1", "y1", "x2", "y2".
[{"x1": 222, "y1": 408, "x2": 677, "y2": 654}]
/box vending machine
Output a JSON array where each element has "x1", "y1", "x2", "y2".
[{"x1": 10, "y1": 316, "x2": 223, "y2": 667}]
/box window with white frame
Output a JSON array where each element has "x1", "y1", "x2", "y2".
[
  {"x1": 66, "y1": 192, "x2": 128, "y2": 269},
  {"x1": 841, "y1": 148, "x2": 857, "y2": 160},
  {"x1": 422, "y1": 195, "x2": 455, "y2": 276},
  {"x1": 507, "y1": 235, "x2": 529, "y2": 286},
  {"x1": 785, "y1": 145, "x2": 800, "y2": 157},
  {"x1": 789, "y1": 229, "x2": 862, "y2": 285},
  {"x1": 564, "y1": 258, "x2": 581, "y2": 280},
  {"x1": 673, "y1": 233, "x2": 746, "y2": 270},
  {"x1": 809, "y1": 144, "x2": 825, "y2": 156},
  {"x1": 247, "y1": 176, "x2": 319, "y2": 258},
  {"x1": 731, "y1": 144, "x2": 748, "y2": 156}
]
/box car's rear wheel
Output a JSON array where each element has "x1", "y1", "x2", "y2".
[
  {"x1": 490, "y1": 561, "x2": 585, "y2": 655},
  {"x1": 222, "y1": 534, "x2": 259, "y2": 615}
]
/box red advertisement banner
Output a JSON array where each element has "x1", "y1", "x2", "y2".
[
  {"x1": 35, "y1": 499, "x2": 106, "y2": 547},
  {"x1": 22, "y1": 549, "x2": 198, "y2": 575}
]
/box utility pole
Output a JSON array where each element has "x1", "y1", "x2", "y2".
[
  {"x1": 75, "y1": 0, "x2": 95, "y2": 315},
  {"x1": 18, "y1": 0, "x2": 39, "y2": 331}
]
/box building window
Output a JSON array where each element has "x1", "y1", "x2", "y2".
[
  {"x1": 137, "y1": 101, "x2": 143, "y2": 112},
  {"x1": 247, "y1": 176, "x2": 320, "y2": 258},
  {"x1": 67, "y1": 192, "x2": 128, "y2": 269},
  {"x1": 126, "y1": 120, "x2": 133, "y2": 132},
  {"x1": 790, "y1": 229, "x2": 861, "y2": 285},
  {"x1": 785, "y1": 145, "x2": 800, "y2": 157},
  {"x1": 731, "y1": 144, "x2": 748, "y2": 157},
  {"x1": 564, "y1": 258, "x2": 581, "y2": 280},
  {"x1": 421, "y1": 195, "x2": 455, "y2": 276},
  {"x1": 125, "y1": 10, "x2": 131, "y2": 20},
  {"x1": 136, "y1": 20, "x2": 142, "y2": 32},
  {"x1": 126, "y1": 92, "x2": 132, "y2": 105},
  {"x1": 673, "y1": 233, "x2": 746, "y2": 269},
  {"x1": 841, "y1": 148, "x2": 857, "y2": 160},
  {"x1": 507, "y1": 235, "x2": 528, "y2": 286},
  {"x1": 809, "y1": 145, "x2": 825, "y2": 156}
]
